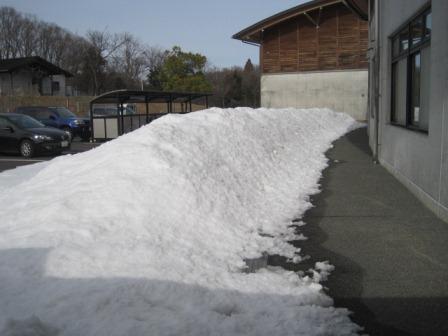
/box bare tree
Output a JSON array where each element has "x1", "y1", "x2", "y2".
[
  {"x1": 143, "y1": 46, "x2": 167, "y2": 90},
  {"x1": 109, "y1": 33, "x2": 147, "y2": 89},
  {"x1": 17, "y1": 15, "x2": 38, "y2": 57},
  {"x1": 78, "y1": 30, "x2": 127, "y2": 94},
  {"x1": 0, "y1": 7, "x2": 23, "y2": 58},
  {"x1": 206, "y1": 60, "x2": 260, "y2": 108}
]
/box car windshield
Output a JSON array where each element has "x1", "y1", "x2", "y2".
[
  {"x1": 7, "y1": 114, "x2": 45, "y2": 129},
  {"x1": 49, "y1": 107, "x2": 76, "y2": 118}
]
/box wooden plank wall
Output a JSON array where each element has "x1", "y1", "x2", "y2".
[{"x1": 261, "y1": 3, "x2": 368, "y2": 73}]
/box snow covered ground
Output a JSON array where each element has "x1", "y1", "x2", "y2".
[{"x1": 0, "y1": 107, "x2": 361, "y2": 336}]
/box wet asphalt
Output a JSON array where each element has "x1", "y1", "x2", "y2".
[{"x1": 273, "y1": 128, "x2": 448, "y2": 336}]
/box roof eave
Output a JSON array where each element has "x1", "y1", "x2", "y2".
[
  {"x1": 343, "y1": 0, "x2": 368, "y2": 20},
  {"x1": 0, "y1": 57, "x2": 73, "y2": 77},
  {"x1": 232, "y1": 0, "x2": 341, "y2": 42}
]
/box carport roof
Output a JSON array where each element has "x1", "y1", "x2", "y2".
[{"x1": 90, "y1": 90, "x2": 212, "y2": 104}]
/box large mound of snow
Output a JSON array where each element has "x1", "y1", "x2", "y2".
[{"x1": 0, "y1": 107, "x2": 361, "y2": 335}]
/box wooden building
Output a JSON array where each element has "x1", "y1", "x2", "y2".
[{"x1": 233, "y1": 0, "x2": 369, "y2": 120}]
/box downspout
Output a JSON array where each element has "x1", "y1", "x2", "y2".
[{"x1": 373, "y1": 0, "x2": 380, "y2": 163}]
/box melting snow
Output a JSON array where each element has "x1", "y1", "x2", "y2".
[{"x1": 0, "y1": 107, "x2": 361, "y2": 335}]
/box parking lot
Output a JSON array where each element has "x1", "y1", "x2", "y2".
[{"x1": 0, "y1": 141, "x2": 100, "y2": 172}]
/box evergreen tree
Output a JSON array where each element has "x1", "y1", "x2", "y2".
[{"x1": 155, "y1": 46, "x2": 212, "y2": 93}]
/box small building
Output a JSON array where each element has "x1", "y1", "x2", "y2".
[
  {"x1": 0, "y1": 56, "x2": 73, "y2": 97},
  {"x1": 365, "y1": 0, "x2": 448, "y2": 222},
  {"x1": 233, "y1": 0, "x2": 369, "y2": 120}
]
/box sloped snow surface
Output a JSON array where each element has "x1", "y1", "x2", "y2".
[{"x1": 0, "y1": 107, "x2": 361, "y2": 335}]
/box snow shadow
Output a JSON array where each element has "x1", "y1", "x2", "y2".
[{"x1": 0, "y1": 247, "x2": 359, "y2": 336}]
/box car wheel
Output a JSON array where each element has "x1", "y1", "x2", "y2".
[
  {"x1": 20, "y1": 140, "x2": 35, "y2": 158},
  {"x1": 62, "y1": 127, "x2": 74, "y2": 141}
]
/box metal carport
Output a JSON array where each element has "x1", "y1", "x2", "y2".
[{"x1": 89, "y1": 90, "x2": 211, "y2": 141}]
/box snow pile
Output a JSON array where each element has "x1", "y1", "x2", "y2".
[{"x1": 0, "y1": 107, "x2": 361, "y2": 336}]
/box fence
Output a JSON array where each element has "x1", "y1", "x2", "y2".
[
  {"x1": 0, "y1": 96, "x2": 206, "y2": 117},
  {"x1": 0, "y1": 95, "x2": 94, "y2": 116}
]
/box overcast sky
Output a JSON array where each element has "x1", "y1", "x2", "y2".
[{"x1": 0, "y1": 0, "x2": 307, "y2": 68}]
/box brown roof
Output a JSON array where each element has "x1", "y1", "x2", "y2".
[
  {"x1": 0, "y1": 56, "x2": 73, "y2": 77},
  {"x1": 232, "y1": 0, "x2": 368, "y2": 44}
]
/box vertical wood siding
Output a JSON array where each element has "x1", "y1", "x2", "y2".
[{"x1": 261, "y1": 3, "x2": 368, "y2": 73}]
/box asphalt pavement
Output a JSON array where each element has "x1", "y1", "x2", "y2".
[
  {"x1": 0, "y1": 140, "x2": 100, "y2": 172},
  {"x1": 289, "y1": 128, "x2": 448, "y2": 335}
]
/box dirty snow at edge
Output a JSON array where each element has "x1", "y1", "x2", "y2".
[{"x1": 0, "y1": 107, "x2": 362, "y2": 336}]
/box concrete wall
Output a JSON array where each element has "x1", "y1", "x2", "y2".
[
  {"x1": 0, "y1": 71, "x2": 38, "y2": 96},
  {"x1": 261, "y1": 70, "x2": 368, "y2": 121},
  {"x1": 0, "y1": 71, "x2": 67, "y2": 96},
  {"x1": 52, "y1": 74, "x2": 66, "y2": 96},
  {"x1": 0, "y1": 74, "x2": 11, "y2": 95},
  {"x1": 41, "y1": 77, "x2": 52, "y2": 95},
  {"x1": 373, "y1": 0, "x2": 448, "y2": 222}
]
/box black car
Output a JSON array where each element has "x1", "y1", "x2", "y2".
[
  {"x1": 0, "y1": 113, "x2": 71, "y2": 158},
  {"x1": 14, "y1": 106, "x2": 91, "y2": 141}
]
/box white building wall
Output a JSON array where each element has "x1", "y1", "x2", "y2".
[
  {"x1": 373, "y1": 0, "x2": 448, "y2": 222},
  {"x1": 261, "y1": 69, "x2": 368, "y2": 121}
]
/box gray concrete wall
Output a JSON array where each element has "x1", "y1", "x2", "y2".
[
  {"x1": 374, "y1": 0, "x2": 448, "y2": 221},
  {"x1": 0, "y1": 71, "x2": 37, "y2": 96},
  {"x1": 41, "y1": 77, "x2": 52, "y2": 95},
  {"x1": 0, "y1": 72, "x2": 67, "y2": 97},
  {"x1": 261, "y1": 70, "x2": 368, "y2": 121},
  {"x1": 0, "y1": 74, "x2": 11, "y2": 95},
  {"x1": 52, "y1": 74, "x2": 66, "y2": 96}
]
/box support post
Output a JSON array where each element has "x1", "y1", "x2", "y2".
[
  {"x1": 90, "y1": 102, "x2": 95, "y2": 142},
  {"x1": 120, "y1": 102, "x2": 124, "y2": 135},
  {"x1": 145, "y1": 97, "x2": 149, "y2": 124}
]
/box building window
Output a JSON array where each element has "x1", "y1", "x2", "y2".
[
  {"x1": 391, "y1": 4, "x2": 431, "y2": 132},
  {"x1": 52, "y1": 81, "x2": 60, "y2": 92}
]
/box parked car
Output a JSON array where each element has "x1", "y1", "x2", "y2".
[
  {"x1": 14, "y1": 106, "x2": 91, "y2": 141},
  {"x1": 0, "y1": 113, "x2": 70, "y2": 158}
]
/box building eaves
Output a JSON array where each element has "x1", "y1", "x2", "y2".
[
  {"x1": 232, "y1": 0, "x2": 341, "y2": 44},
  {"x1": 0, "y1": 56, "x2": 73, "y2": 77}
]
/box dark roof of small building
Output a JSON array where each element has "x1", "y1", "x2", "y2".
[
  {"x1": 0, "y1": 56, "x2": 73, "y2": 77},
  {"x1": 90, "y1": 90, "x2": 212, "y2": 105},
  {"x1": 232, "y1": 0, "x2": 368, "y2": 44}
]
